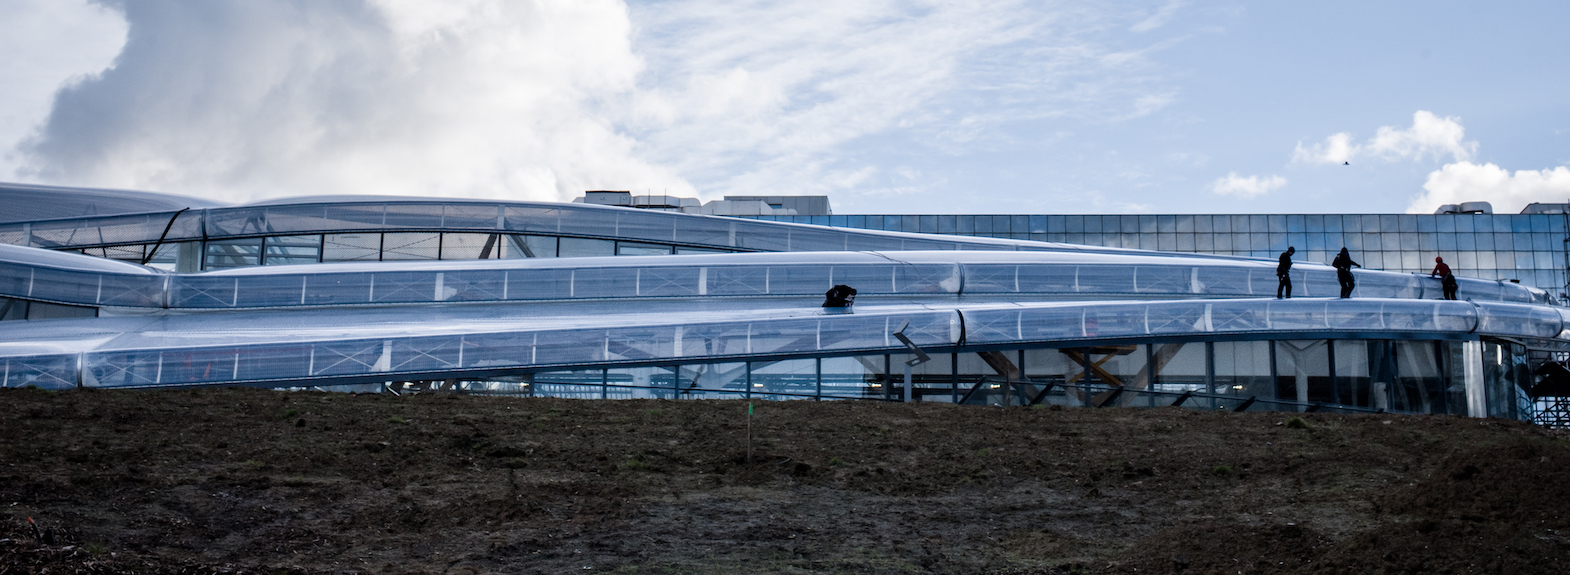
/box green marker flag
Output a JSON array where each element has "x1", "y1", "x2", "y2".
[{"x1": 748, "y1": 402, "x2": 753, "y2": 414}]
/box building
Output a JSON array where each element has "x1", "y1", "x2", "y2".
[
  {"x1": 744, "y1": 207, "x2": 1570, "y2": 294},
  {"x1": 575, "y1": 191, "x2": 832, "y2": 217},
  {"x1": 0, "y1": 183, "x2": 1566, "y2": 425}
]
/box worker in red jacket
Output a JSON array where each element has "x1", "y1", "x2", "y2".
[{"x1": 1430, "y1": 257, "x2": 1458, "y2": 300}]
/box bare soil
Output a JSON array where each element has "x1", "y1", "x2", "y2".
[{"x1": 2, "y1": 387, "x2": 1569, "y2": 574}]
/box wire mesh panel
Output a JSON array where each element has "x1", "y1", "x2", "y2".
[
  {"x1": 1147, "y1": 302, "x2": 1208, "y2": 335},
  {"x1": 441, "y1": 204, "x2": 502, "y2": 230},
  {"x1": 440, "y1": 270, "x2": 508, "y2": 302},
  {"x1": 705, "y1": 266, "x2": 769, "y2": 296},
  {"x1": 96, "y1": 274, "x2": 164, "y2": 307},
  {"x1": 569, "y1": 268, "x2": 640, "y2": 299},
  {"x1": 1077, "y1": 265, "x2": 1136, "y2": 294},
  {"x1": 503, "y1": 268, "x2": 573, "y2": 300},
  {"x1": 382, "y1": 204, "x2": 447, "y2": 229},
  {"x1": 677, "y1": 322, "x2": 752, "y2": 357},
  {"x1": 672, "y1": 217, "x2": 735, "y2": 247},
  {"x1": 380, "y1": 233, "x2": 441, "y2": 261},
  {"x1": 26, "y1": 212, "x2": 200, "y2": 248},
  {"x1": 1196, "y1": 266, "x2": 1253, "y2": 295},
  {"x1": 762, "y1": 265, "x2": 833, "y2": 295},
  {"x1": 318, "y1": 204, "x2": 391, "y2": 230},
  {"x1": 1134, "y1": 266, "x2": 1191, "y2": 294},
  {"x1": 502, "y1": 206, "x2": 563, "y2": 235},
  {"x1": 637, "y1": 267, "x2": 701, "y2": 297},
  {"x1": 615, "y1": 210, "x2": 678, "y2": 243},
  {"x1": 322, "y1": 234, "x2": 381, "y2": 262},
  {"x1": 367, "y1": 272, "x2": 437, "y2": 304}
]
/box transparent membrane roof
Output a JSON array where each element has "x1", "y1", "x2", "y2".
[
  {"x1": 1, "y1": 298, "x2": 1563, "y2": 390},
  {"x1": 0, "y1": 245, "x2": 1548, "y2": 311}
]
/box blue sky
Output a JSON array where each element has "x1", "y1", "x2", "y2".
[{"x1": 1, "y1": 0, "x2": 1566, "y2": 215}]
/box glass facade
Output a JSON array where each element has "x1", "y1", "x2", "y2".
[
  {"x1": 748, "y1": 213, "x2": 1570, "y2": 291},
  {"x1": 501, "y1": 337, "x2": 1515, "y2": 421},
  {"x1": 3, "y1": 192, "x2": 1566, "y2": 425}
]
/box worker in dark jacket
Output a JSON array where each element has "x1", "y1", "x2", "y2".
[
  {"x1": 1276, "y1": 247, "x2": 1295, "y2": 299},
  {"x1": 1332, "y1": 248, "x2": 1360, "y2": 298},
  {"x1": 1431, "y1": 257, "x2": 1458, "y2": 300}
]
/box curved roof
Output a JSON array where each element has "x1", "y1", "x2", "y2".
[
  {"x1": 0, "y1": 243, "x2": 161, "y2": 274},
  {"x1": 0, "y1": 244, "x2": 1547, "y2": 310},
  {"x1": 0, "y1": 298, "x2": 1562, "y2": 390},
  {"x1": 0, "y1": 182, "x2": 224, "y2": 223}
]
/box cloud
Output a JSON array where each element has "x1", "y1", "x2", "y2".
[
  {"x1": 10, "y1": 0, "x2": 1187, "y2": 205},
  {"x1": 622, "y1": 0, "x2": 1182, "y2": 198},
  {"x1": 1129, "y1": 0, "x2": 1184, "y2": 33},
  {"x1": 1293, "y1": 111, "x2": 1476, "y2": 165},
  {"x1": 1209, "y1": 172, "x2": 1285, "y2": 198},
  {"x1": 1407, "y1": 162, "x2": 1570, "y2": 214},
  {"x1": 0, "y1": 0, "x2": 125, "y2": 177},
  {"x1": 15, "y1": 0, "x2": 688, "y2": 203}
]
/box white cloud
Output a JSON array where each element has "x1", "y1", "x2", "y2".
[
  {"x1": 1293, "y1": 111, "x2": 1476, "y2": 165},
  {"x1": 1129, "y1": 0, "x2": 1184, "y2": 33},
  {"x1": 0, "y1": 0, "x2": 125, "y2": 178},
  {"x1": 1209, "y1": 172, "x2": 1285, "y2": 198},
  {"x1": 1407, "y1": 162, "x2": 1570, "y2": 214},
  {"x1": 8, "y1": 0, "x2": 1186, "y2": 205},
  {"x1": 14, "y1": 0, "x2": 688, "y2": 203},
  {"x1": 622, "y1": 0, "x2": 1180, "y2": 199}
]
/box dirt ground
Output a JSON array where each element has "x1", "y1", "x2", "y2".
[{"x1": 3, "y1": 387, "x2": 1570, "y2": 574}]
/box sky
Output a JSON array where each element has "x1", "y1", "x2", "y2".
[{"x1": 2, "y1": 0, "x2": 1568, "y2": 215}]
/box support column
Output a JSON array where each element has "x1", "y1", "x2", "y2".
[{"x1": 1464, "y1": 340, "x2": 1486, "y2": 417}]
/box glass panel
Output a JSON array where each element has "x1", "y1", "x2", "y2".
[
  {"x1": 381, "y1": 232, "x2": 441, "y2": 261},
  {"x1": 1057, "y1": 345, "x2": 1147, "y2": 407},
  {"x1": 617, "y1": 241, "x2": 673, "y2": 256},
  {"x1": 604, "y1": 366, "x2": 678, "y2": 399},
  {"x1": 1214, "y1": 341, "x2": 1272, "y2": 403},
  {"x1": 1151, "y1": 342, "x2": 1205, "y2": 396},
  {"x1": 820, "y1": 355, "x2": 886, "y2": 400},
  {"x1": 675, "y1": 362, "x2": 749, "y2": 399},
  {"x1": 1273, "y1": 340, "x2": 1330, "y2": 409},
  {"x1": 204, "y1": 238, "x2": 262, "y2": 269},
  {"x1": 262, "y1": 235, "x2": 321, "y2": 265},
  {"x1": 509, "y1": 235, "x2": 557, "y2": 258},
  {"x1": 558, "y1": 237, "x2": 615, "y2": 258},
  {"x1": 1327, "y1": 340, "x2": 1368, "y2": 408},
  {"x1": 902, "y1": 352, "x2": 956, "y2": 403},
  {"x1": 1482, "y1": 340, "x2": 1531, "y2": 419},
  {"x1": 748, "y1": 358, "x2": 818, "y2": 400},
  {"x1": 675, "y1": 246, "x2": 728, "y2": 255},
  {"x1": 1389, "y1": 340, "x2": 1448, "y2": 414},
  {"x1": 322, "y1": 233, "x2": 381, "y2": 262},
  {"x1": 440, "y1": 233, "x2": 503, "y2": 260}
]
